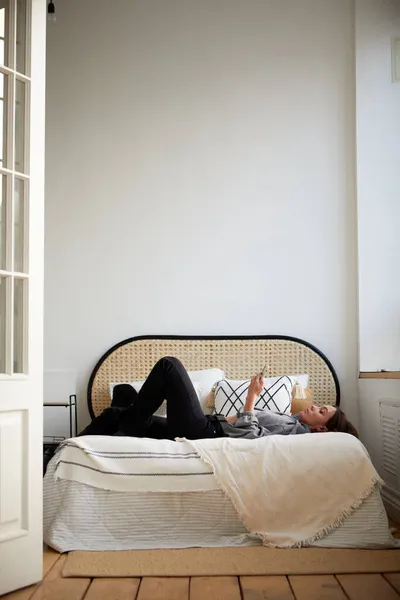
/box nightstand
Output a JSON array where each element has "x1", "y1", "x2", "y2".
[{"x1": 43, "y1": 395, "x2": 78, "y2": 475}]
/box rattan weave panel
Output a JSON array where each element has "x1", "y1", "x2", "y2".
[{"x1": 89, "y1": 337, "x2": 339, "y2": 417}]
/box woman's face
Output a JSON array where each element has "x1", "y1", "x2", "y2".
[{"x1": 299, "y1": 405, "x2": 336, "y2": 429}]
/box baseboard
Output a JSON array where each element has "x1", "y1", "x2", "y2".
[{"x1": 382, "y1": 484, "x2": 400, "y2": 524}]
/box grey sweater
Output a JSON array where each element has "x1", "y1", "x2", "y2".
[{"x1": 218, "y1": 410, "x2": 310, "y2": 439}]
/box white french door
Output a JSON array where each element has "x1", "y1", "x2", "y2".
[{"x1": 0, "y1": 0, "x2": 45, "y2": 595}]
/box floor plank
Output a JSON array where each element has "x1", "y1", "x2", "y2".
[
  {"x1": 29, "y1": 555, "x2": 90, "y2": 600},
  {"x1": 289, "y1": 575, "x2": 347, "y2": 600},
  {"x1": 137, "y1": 577, "x2": 189, "y2": 600},
  {"x1": 190, "y1": 576, "x2": 241, "y2": 600},
  {"x1": 84, "y1": 578, "x2": 141, "y2": 600},
  {"x1": 240, "y1": 575, "x2": 294, "y2": 600},
  {"x1": 42, "y1": 548, "x2": 61, "y2": 578},
  {"x1": 383, "y1": 574, "x2": 400, "y2": 595},
  {"x1": 336, "y1": 574, "x2": 400, "y2": 600}
]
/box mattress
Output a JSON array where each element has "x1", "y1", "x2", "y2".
[{"x1": 43, "y1": 456, "x2": 397, "y2": 552}]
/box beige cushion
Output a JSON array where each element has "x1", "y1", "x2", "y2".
[{"x1": 290, "y1": 389, "x2": 313, "y2": 415}]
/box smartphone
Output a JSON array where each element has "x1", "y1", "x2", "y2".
[{"x1": 260, "y1": 363, "x2": 268, "y2": 377}]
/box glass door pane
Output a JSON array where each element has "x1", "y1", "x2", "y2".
[
  {"x1": 0, "y1": 0, "x2": 10, "y2": 68},
  {"x1": 15, "y1": 78, "x2": 27, "y2": 173},
  {"x1": 0, "y1": 0, "x2": 32, "y2": 376},
  {"x1": 0, "y1": 174, "x2": 6, "y2": 269},
  {"x1": 14, "y1": 177, "x2": 25, "y2": 272},
  {"x1": 16, "y1": 0, "x2": 27, "y2": 74},
  {"x1": 0, "y1": 72, "x2": 9, "y2": 168},
  {"x1": 13, "y1": 276, "x2": 24, "y2": 372},
  {"x1": 0, "y1": 275, "x2": 7, "y2": 372}
]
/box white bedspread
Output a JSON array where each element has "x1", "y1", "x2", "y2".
[
  {"x1": 54, "y1": 436, "x2": 218, "y2": 492},
  {"x1": 186, "y1": 433, "x2": 384, "y2": 548},
  {"x1": 54, "y1": 433, "x2": 385, "y2": 549}
]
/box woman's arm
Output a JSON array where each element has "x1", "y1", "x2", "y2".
[
  {"x1": 225, "y1": 374, "x2": 265, "y2": 423},
  {"x1": 244, "y1": 374, "x2": 265, "y2": 411}
]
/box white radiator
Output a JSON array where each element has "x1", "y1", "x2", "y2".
[{"x1": 379, "y1": 400, "x2": 400, "y2": 489}]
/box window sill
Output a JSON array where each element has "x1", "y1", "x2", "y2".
[{"x1": 359, "y1": 372, "x2": 400, "y2": 379}]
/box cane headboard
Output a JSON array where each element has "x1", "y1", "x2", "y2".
[{"x1": 87, "y1": 335, "x2": 340, "y2": 418}]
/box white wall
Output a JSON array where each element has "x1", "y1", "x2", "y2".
[
  {"x1": 45, "y1": 0, "x2": 358, "y2": 430},
  {"x1": 355, "y1": 0, "x2": 400, "y2": 517},
  {"x1": 356, "y1": 0, "x2": 400, "y2": 371}
]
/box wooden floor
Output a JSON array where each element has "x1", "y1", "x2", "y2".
[{"x1": 3, "y1": 521, "x2": 400, "y2": 600}]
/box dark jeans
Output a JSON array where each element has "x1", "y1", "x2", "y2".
[
  {"x1": 118, "y1": 357, "x2": 222, "y2": 440},
  {"x1": 80, "y1": 357, "x2": 222, "y2": 440}
]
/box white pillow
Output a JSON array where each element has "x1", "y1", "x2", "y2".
[
  {"x1": 213, "y1": 374, "x2": 308, "y2": 417},
  {"x1": 110, "y1": 368, "x2": 224, "y2": 416},
  {"x1": 186, "y1": 368, "x2": 225, "y2": 413}
]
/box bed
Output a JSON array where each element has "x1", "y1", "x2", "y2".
[{"x1": 43, "y1": 335, "x2": 397, "y2": 551}]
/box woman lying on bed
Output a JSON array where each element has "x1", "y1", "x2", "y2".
[{"x1": 80, "y1": 357, "x2": 358, "y2": 440}]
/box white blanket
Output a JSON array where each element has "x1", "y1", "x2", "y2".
[
  {"x1": 186, "y1": 432, "x2": 384, "y2": 548},
  {"x1": 54, "y1": 436, "x2": 218, "y2": 492},
  {"x1": 54, "y1": 433, "x2": 383, "y2": 548}
]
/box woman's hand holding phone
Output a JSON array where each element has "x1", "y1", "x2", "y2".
[
  {"x1": 245, "y1": 370, "x2": 265, "y2": 411},
  {"x1": 248, "y1": 373, "x2": 265, "y2": 397}
]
